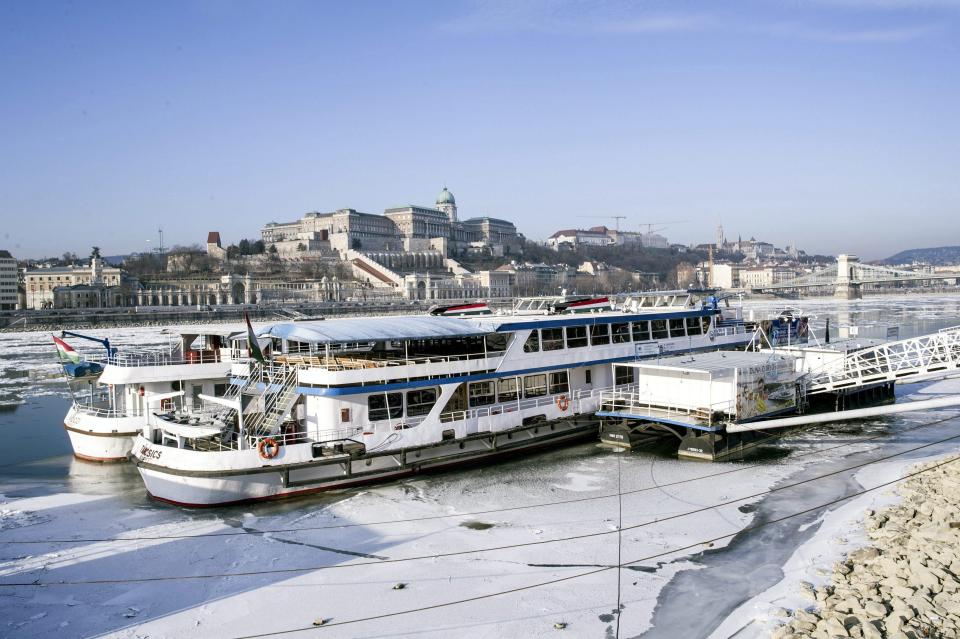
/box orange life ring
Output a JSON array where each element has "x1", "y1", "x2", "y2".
[
  {"x1": 555, "y1": 394, "x2": 570, "y2": 411},
  {"x1": 258, "y1": 437, "x2": 280, "y2": 460}
]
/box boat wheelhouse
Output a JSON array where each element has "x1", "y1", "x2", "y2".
[
  {"x1": 131, "y1": 292, "x2": 757, "y2": 506},
  {"x1": 63, "y1": 328, "x2": 239, "y2": 462}
]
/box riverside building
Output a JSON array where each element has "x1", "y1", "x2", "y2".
[
  {"x1": 260, "y1": 187, "x2": 520, "y2": 259},
  {"x1": 0, "y1": 250, "x2": 18, "y2": 310}
]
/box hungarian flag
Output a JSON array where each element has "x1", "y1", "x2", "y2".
[
  {"x1": 52, "y1": 336, "x2": 80, "y2": 364},
  {"x1": 244, "y1": 312, "x2": 265, "y2": 364}
]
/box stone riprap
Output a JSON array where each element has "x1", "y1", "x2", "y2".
[{"x1": 774, "y1": 457, "x2": 960, "y2": 639}]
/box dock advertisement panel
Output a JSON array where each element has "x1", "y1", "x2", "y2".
[{"x1": 735, "y1": 359, "x2": 797, "y2": 420}]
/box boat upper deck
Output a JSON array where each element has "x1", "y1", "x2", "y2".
[{"x1": 96, "y1": 326, "x2": 241, "y2": 384}]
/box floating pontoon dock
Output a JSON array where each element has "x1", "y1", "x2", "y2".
[{"x1": 597, "y1": 325, "x2": 960, "y2": 461}]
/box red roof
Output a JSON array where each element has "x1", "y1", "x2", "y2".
[{"x1": 207, "y1": 231, "x2": 221, "y2": 245}]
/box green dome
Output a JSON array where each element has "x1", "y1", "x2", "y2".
[{"x1": 436, "y1": 187, "x2": 456, "y2": 206}]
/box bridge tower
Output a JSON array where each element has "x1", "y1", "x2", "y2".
[{"x1": 835, "y1": 254, "x2": 862, "y2": 300}]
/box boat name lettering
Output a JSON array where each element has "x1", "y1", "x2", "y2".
[{"x1": 139, "y1": 446, "x2": 162, "y2": 460}]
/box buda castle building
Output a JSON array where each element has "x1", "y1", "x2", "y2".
[{"x1": 261, "y1": 187, "x2": 521, "y2": 259}]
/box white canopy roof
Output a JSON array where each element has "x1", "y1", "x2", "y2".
[{"x1": 256, "y1": 316, "x2": 498, "y2": 345}]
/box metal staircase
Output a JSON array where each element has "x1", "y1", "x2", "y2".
[
  {"x1": 241, "y1": 364, "x2": 302, "y2": 438},
  {"x1": 805, "y1": 325, "x2": 960, "y2": 394}
]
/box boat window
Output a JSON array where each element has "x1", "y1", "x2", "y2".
[
  {"x1": 214, "y1": 383, "x2": 226, "y2": 396},
  {"x1": 702, "y1": 316, "x2": 712, "y2": 333},
  {"x1": 439, "y1": 383, "x2": 467, "y2": 421},
  {"x1": 497, "y1": 377, "x2": 520, "y2": 402},
  {"x1": 522, "y1": 331, "x2": 540, "y2": 353},
  {"x1": 406, "y1": 388, "x2": 438, "y2": 417},
  {"x1": 615, "y1": 366, "x2": 635, "y2": 386},
  {"x1": 590, "y1": 324, "x2": 610, "y2": 346},
  {"x1": 287, "y1": 340, "x2": 311, "y2": 354},
  {"x1": 651, "y1": 319, "x2": 669, "y2": 339},
  {"x1": 669, "y1": 318, "x2": 686, "y2": 338},
  {"x1": 406, "y1": 336, "x2": 485, "y2": 358},
  {"x1": 485, "y1": 333, "x2": 508, "y2": 353},
  {"x1": 523, "y1": 374, "x2": 547, "y2": 398},
  {"x1": 585, "y1": 369, "x2": 592, "y2": 384},
  {"x1": 632, "y1": 321, "x2": 650, "y2": 341},
  {"x1": 566, "y1": 325, "x2": 588, "y2": 348},
  {"x1": 368, "y1": 393, "x2": 403, "y2": 421},
  {"x1": 611, "y1": 323, "x2": 631, "y2": 344},
  {"x1": 686, "y1": 317, "x2": 704, "y2": 335},
  {"x1": 469, "y1": 381, "x2": 496, "y2": 407},
  {"x1": 191, "y1": 385, "x2": 202, "y2": 410},
  {"x1": 549, "y1": 371, "x2": 569, "y2": 395},
  {"x1": 541, "y1": 328, "x2": 564, "y2": 351}
]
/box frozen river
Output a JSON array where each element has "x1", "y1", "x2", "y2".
[{"x1": 2, "y1": 295, "x2": 960, "y2": 638}]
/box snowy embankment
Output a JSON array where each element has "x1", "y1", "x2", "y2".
[
  {"x1": 767, "y1": 456, "x2": 960, "y2": 639},
  {"x1": 709, "y1": 377, "x2": 960, "y2": 639}
]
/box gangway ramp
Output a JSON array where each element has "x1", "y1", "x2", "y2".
[{"x1": 804, "y1": 325, "x2": 960, "y2": 394}]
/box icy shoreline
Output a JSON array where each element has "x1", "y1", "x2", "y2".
[
  {"x1": 708, "y1": 444, "x2": 960, "y2": 639},
  {"x1": 772, "y1": 455, "x2": 960, "y2": 639}
]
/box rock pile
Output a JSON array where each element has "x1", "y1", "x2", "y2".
[{"x1": 774, "y1": 458, "x2": 960, "y2": 639}]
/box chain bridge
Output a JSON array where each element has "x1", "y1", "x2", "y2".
[{"x1": 753, "y1": 254, "x2": 960, "y2": 298}]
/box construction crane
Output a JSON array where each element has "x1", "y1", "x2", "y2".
[
  {"x1": 578, "y1": 215, "x2": 627, "y2": 232},
  {"x1": 637, "y1": 220, "x2": 689, "y2": 235}
]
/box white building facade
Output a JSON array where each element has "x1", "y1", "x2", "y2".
[{"x1": 24, "y1": 257, "x2": 123, "y2": 309}]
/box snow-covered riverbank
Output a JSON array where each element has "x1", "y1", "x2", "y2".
[{"x1": 765, "y1": 452, "x2": 960, "y2": 639}]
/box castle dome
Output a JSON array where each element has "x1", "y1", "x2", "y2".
[{"x1": 436, "y1": 187, "x2": 456, "y2": 206}]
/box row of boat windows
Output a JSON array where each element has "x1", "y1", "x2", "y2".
[
  {"x1": 367, "y1": 371, "x2": 573, "y2": 421},
  {"x1": 368, "y1": 387, "x2": 439, "y2": 421},
  {"x1": 267, "y1": 318, "x2": 707, "y2": 358},
  {"x1": 523, "y1": 316, "x2": 710, "y2": 353},
  {"x1": 282, "y1": 334, "x2": 510, "y2": 356}
]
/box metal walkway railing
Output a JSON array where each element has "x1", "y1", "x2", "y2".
[{"x1": 805, "y1": 325, "x2": 960, "y2": 394}]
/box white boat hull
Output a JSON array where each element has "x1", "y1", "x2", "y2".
[
  {"x1": 63, "y1": 403, "x2": 140, "y2": 462},
  {"x1": 133, "y1": 418, "x2": 597, "y2": 507}
]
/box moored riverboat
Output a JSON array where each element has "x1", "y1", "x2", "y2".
[
  {"x1": 131, "y1": 292, "x2": 757, "y2": 506},
  {"x1": 58, "y1": 328, "x2": 239, "y2": 462}
]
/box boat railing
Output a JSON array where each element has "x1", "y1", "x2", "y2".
[
  {"x1": 73, "y1": 399, "x2": 128, "y2": 418},
  {"x1": 439, "y1": 387, "x2": 604, "y2": 424},
  {"x1": 183, "y1": 424, "x2": 364, "y2": 452},
  {"x1": 711, "y1": 324, "x2": 747, "y2": 337},
  {"x1": 598, "y1": 386, "x2": 736, "y2": 425},
  {"x1": 103, "y1": 348, "x2": 231, "y2": 368},
  {"x1": 273, "y1": 350, "x2": 506, "y2": 371}
]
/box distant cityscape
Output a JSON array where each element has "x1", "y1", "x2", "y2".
[{"x1": 3, "y1": 187, "x2": 959, "y2": 312}]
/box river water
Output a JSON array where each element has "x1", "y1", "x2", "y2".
[{"x1": 1, "y1": 295, "x2": 959, "y2": 638}]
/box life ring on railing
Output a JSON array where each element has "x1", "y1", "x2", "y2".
[
  {"x1": 555, "y1": 394, "x2": 570, "y2": 412},
  {"x1": 258, "y1": 437, "x2": 280, "y2": 460}
]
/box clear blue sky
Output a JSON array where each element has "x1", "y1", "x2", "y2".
[{"x1": 2, "y1": 0, "x2": 958, "y2": 260}]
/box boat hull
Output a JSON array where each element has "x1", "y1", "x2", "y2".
[
  {"x1": 133, "y1": 418, "x2": 598, "y2": 507},
  {"x1": 63, "y1": 403, "x2": 140, "y2": 462}
]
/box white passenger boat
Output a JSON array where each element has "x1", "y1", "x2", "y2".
[
  {"x1": 130, "y1": 293, "x2": 757, "y2": 506},
  {"x1": 61, "y1": 328, "x2": 238, "y2": 462}
]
